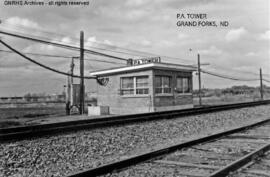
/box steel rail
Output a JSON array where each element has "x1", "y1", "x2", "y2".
[
  {"x1": 66, "y1": 119, "x2": 270, "y2": 177},
  {"x1": 1, "y1": 100, "x2": 270, "y2": 142},
  {"x1": 208, "y1": 143, "x2": 270, "y2": 177}
]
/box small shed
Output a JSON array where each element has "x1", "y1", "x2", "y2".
[{"x1": 90, "y1": 58, "x2": 196, "y2": 115}]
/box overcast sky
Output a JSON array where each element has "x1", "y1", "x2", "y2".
[{"x1": 0, "y1": 0, "x2": 269, "y2": 96}]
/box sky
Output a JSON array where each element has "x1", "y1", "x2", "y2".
[{"x1": 0, "y1": 0, "x2": 269, "y2": 96}]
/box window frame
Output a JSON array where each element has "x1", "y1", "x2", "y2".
[
  {"x1": 135, "y1": 76, "x2": 149, "y2": 95},
  {"x1": 155, "y1": 75, "x2": 173, "y2": 95},
  {"x1": 120, "y1": 76, "x2": 149, "y2": 96},
  {"x1": 120, "y1": 76, "x2": 134, "y2": 95},
  {"x1": 176, "y1": 76, "x2": 192, "y2": 94}
]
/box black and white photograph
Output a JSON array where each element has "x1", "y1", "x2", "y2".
[{"x1": 0, "y1": 0, "x2": 270, "y2": 176}]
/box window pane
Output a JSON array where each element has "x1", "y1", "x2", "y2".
[
  {"x1": 155, "y1": 75, "x2": 172, "y2": 94},
  {"x1": 121, "y1": 76, "x2": 149, "y2": 95},
  {"x1": 164, "y1": 88, "x2": 172, "y2": 93},
  {"x1": 155, "y1": 76, "x2": 162, "y2": 87},
  {"x1": 163, "y1": 76, "x2": 171, "y2": 88},
  {"x1": 136, "y1": 76, "x2": 148, "y2": 88},
  {"x1": 183, "y1": 78, "x2": 190, "y2": 93},
  {"x1": 155, "y1": 88, "x2": 162, "y2": 94},
  {"x1": 136, "y1": 88, "x2": 149, "y2": 94},
  {"x1": 122, "y1": 89, "x2": 134, "y2": 95},
  {"x1": 176, "y1": 77, "x2": 183, "y2": 93},
  {"x1": 121, "y1": 77, "x2": 133, "y2": 89}
]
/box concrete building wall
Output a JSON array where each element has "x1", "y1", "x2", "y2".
[
  {"x1": 153, "y1": 69, "x2": 193, "y2": 111},
  {"x1": 97, "y1": 70, "x2": 154, "y2": 115},
  {"x1": 96, "y1": 68, "x2": 193, "y2": 115}
]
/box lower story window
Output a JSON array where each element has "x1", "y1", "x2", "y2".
[
  {"x1": 121, "y1": 76, "x2": 149, "y2": 95},
  {"x1": 155, "y1": 76, "x2": 172, "y2": 94},
  {"x1": 121, "y1": 77, "x2": 134, "y2": 95},
  {"x1": 176, "y1": 77, "x2": 191, "y2": 93}
]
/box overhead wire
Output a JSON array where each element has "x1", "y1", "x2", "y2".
[
  {"x1": 2, "y1": 21, "x2": 269, "y2": 94},
  {"x1": 0, "y1": 25, "x2": 268, "y2": 81},
  {"x1": 203, "y1": 64, "x2": 270, "y2": 80},
  {"x1": 0, "y1": 49, "x2": 125, "y2": 65},
  {"x1": 0, "y1": 30, "x2": 128, "y2": 61},
  {"x1": 263, "y1": 79, "x2": 270, "y2": 83},
  {"x1": 0, "y1": 22, "x2": 151, "y2": 54},
  {"x1": 0, "y1": 24, "x2": 194, "y2": 63},
  {"x1": 0, "y1": 21, "x2": 77, "y2": 43},
  {"x1": 0, "y1": 26, "x2": 69, "y2": 48},
  {"x1": 0, "y1": 26, "x2": 152, "y2": 59},
  {"x1": 208, "y1": 65, "x2": 270, "y2": 80},
  {"x1": 0, "y1": 49, "x2": 72, "y2": 58},
  {"x1": 208, "y1": 64, "x2": 260, "y2": 76},
  {"x1": 201, "y1": 69, "x2": 260, "y2": 81},
  {"x1": 1, "y1": 43, "x2": 267, "y2": 83},
  {"x1": 84, "y1": 53, "x2": 125, "y2": 65},
  {"x1": 0, "y1": 39, "x2": 96, "y2": 79},
  {"x1": 0, "y1": 29, "x2": 193, "y2": 66}
]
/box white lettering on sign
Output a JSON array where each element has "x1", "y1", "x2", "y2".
[{"x1": 132, "y1": 57, "x2": 161, "y2": 65}]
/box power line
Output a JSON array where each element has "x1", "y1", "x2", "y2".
[
  {"x1": 201, "y1": 69, "x2": 259, "y2": 81},
  {"x1": 209, "y1": 64, "x2": 260, "y2": 76},
  {"x1": 0, "y1": 39, "x2": 96, "y2": 79},
  {"x1": 205, "y1": 64, "x2": 270, "y2": 79},
  {"x1": 1, "y1": 21, "x2": 72, "y2": 40},
  {"x1": 0, "y1": 25, "x2": 65, "y2": 45},
  {"x1": 0, "y1": 25, "x2": 194, "y2": 63},
  {"x1": 0, "y1": 30, "x2": 128, "y2": 61},
  {"x1": 263, "y1": 79, "x2": 270, "y2": 83},
  {"x1": 0, "y1": 22, "x2": 143, "y2": 53},
  {"x1": 0, "y1": 26, "x2": 151, "y2": 58},
  {"x1": 84, "y1": 54, "x2": 125, "y2": 65},
  {"x1": 2, "y1": 46, "x2": 265, "y2": 81},
  {"x1": 0, "y1": 49, "x2": 125, "y2": 65},
  {"x1": 0, "y1": 49, "x2": 72, "y2": 58},
  {"x1": 0, "y1": 31, "x2": 268, "y2": 82}
]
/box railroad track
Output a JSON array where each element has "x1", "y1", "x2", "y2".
[
  {"x1": 67, "y1": 118, "x2": 270, "y2": 177},
  {"x1": 1, "y1": 100, "x2": 270, "y2": 142},
  {"x1": 231, "y1": 147, "x2": 270, "y2": 177}
]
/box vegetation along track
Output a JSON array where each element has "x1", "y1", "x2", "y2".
[
  {"x1": 1, "y1": 100, "x2": 270, "y2": 142},
  {"x1": 67, "y1": 118, "x2": 270, "y2": 177}
]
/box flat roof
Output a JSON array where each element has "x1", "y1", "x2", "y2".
[{"x1": 90, "y1": 62, "x2": 197, "y2": 76}]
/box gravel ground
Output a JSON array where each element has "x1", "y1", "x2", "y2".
[
  {"x1": 110, "y1": 124, "x2": 270, "y2": 177},
  {"x1": 230, "y1": 139, "x2": 270, "y2": 177},
  {"x1": 1, "y1": 105, "x2": 270, "y2": 177}
]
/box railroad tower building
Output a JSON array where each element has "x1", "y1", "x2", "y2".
[{"x1": 90, "y1": 57, "x2": 196, "y2": 115}]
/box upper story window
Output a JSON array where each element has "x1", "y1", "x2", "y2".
[
  {"x1": 120, "y1": 76, "x2": 149, "y2": 95},
  {"x1": 155, "y1": 75, "x2": 172, "y2": 94},
  {"x1": 176, "y1": 77, "x2": 191, "y2": 93}
]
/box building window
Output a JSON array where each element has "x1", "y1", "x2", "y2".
[
  {"x1": 136, "y1": 76, "x2": 149, "y2": 94},
  {"x1": 120, "y1": 76, "x2": 149, "y2": 95},
  {"x1": 121, "y1": 77, "x2": 134, "y2": 95},
  {"x1": 176, "y1": 77, "x2": 191, "y2": 93},
  {"x1": 155, "y1": 76, "x2": 172, "y2": 94}
]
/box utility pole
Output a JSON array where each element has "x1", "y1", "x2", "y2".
[
  {"x1": 260, "y1": 68, "x2": 263, "y2": 100},
  {"x1": 70, "y1": 57, "x2": 75, "y2": 106},
  {"x1": 65, "y1": 58, "x2": 75, "y2": 115},
  {"x1": 65, "y1": 74, "x2": 70, "y2": 115},
  {"x1": 79, "y1": 31, "x2": 85, "y2": 114},
  {"x1": 197, "y1": 53, "x2": 202, "y2": 106}
]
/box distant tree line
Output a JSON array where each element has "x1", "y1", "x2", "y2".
[{"x1": 193, "y1": 85, "x2": 270, "y2": 97}]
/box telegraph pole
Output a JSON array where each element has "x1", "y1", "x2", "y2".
[
  {"x1": 197, "y1": 53, "x2": 202, "y2": 106},
  {"x1": 79, "y1": 31, "x2": 85, "y2": 114},
  {"x1": 260, "y1": 68, "x2": 263, "y2": 100},
  {"x1": 65, "y1": 58, "x2": 75, "y2": 115},
  {"x1": 65, "y1": 73, "x2": 70, "y2": 115},
  {"x1": 70, "y1": 57, "x2": 75, "y2": 106}
]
